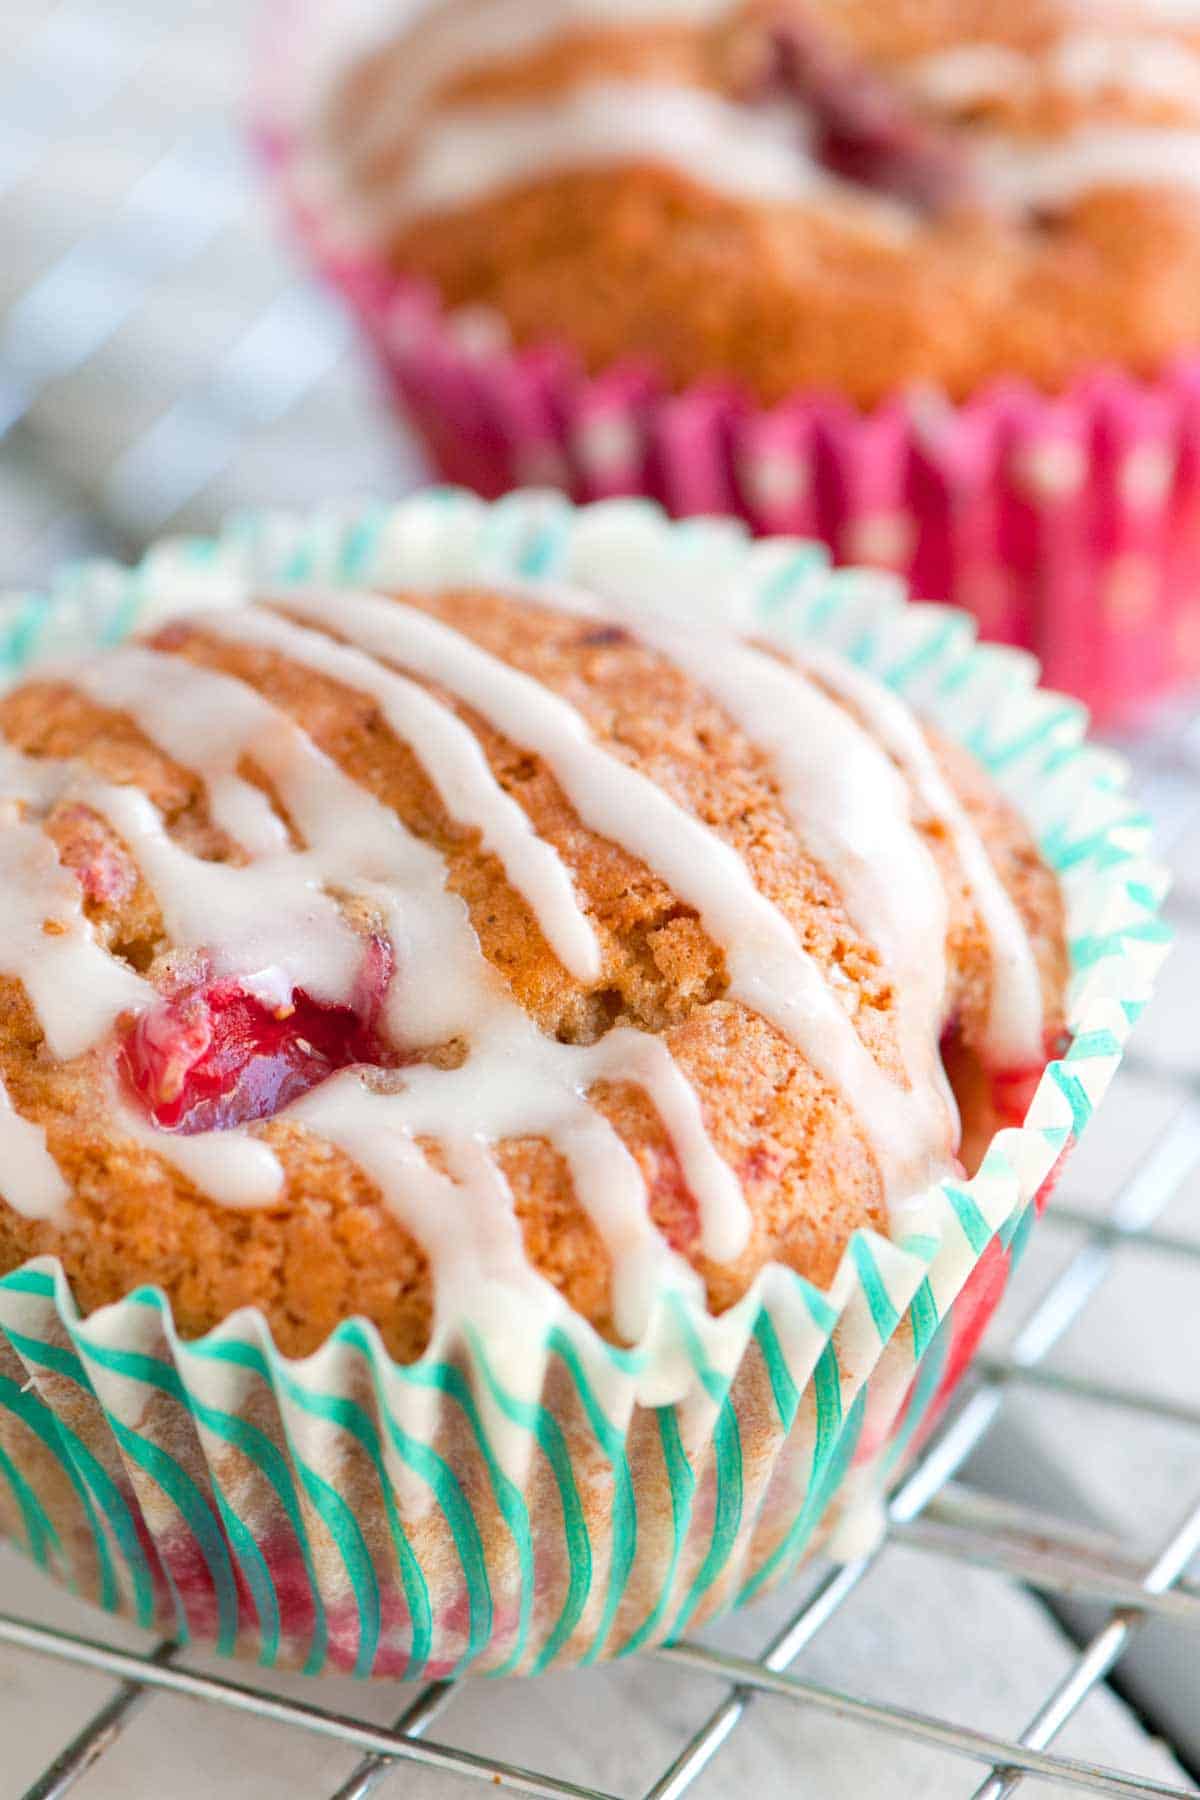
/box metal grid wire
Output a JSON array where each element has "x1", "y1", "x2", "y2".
[{"x1": 1, "y1": 3, "x2": 1199, "y2": 1795}]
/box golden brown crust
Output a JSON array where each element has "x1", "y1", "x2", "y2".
[
  {"x1": 0, "y1": 587, "x2": 1067, "y2": 1356},
  {"x1": 337, "y1": 0, "x2": 1200, "y2": 405}
]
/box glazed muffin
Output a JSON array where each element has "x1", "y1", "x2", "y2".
[
  {"x1": 308, "y1": 0, "x2": 1200, "y2": 407},
  {"x1": 0, "y1": 494, "x2": 1162, "y2": 1678},
  {"x1": 0, "y1": 581, "x2": 1066, "y2": 1362},
  {"x1": 274, "y1": 0, "x2": 1200, "y2": 724}
]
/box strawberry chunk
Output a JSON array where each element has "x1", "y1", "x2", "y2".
[
  {"x1": 989, "y1": 1062, "x2": 1045, "y2": 1130},
  {"x1": 53, "y1": 804, "x2": 138, "y2": 906},
  {"x1": 745, "y1": 14, "x2": 983, "y2": 217},
  {"x1": 121, "y1": 938, "x2": 394, "y2": 1134}
]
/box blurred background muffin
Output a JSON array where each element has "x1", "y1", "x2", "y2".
[
  {"x1": 272, "y1": 0, "x2": 1200, "y2": 722},
  {"x1": 312, "y1": 0, "x2": 1200, "y2": 406}
]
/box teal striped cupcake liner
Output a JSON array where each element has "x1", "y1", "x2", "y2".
[{"x1": 0, "y1": 492, "x2": 1169, "y2": 1678}]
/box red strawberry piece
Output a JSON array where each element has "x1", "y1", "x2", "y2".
[
  {"x1": 121, "y1": 936, "x2": 395, "y2": 1134},
  {"x1": 746, "y1": 13, "x2": 985, "y2": 218}
]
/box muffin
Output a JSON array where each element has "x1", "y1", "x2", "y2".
[
  {"x1": 0, "y1": 493, "x2": 1162, "y2": 1677},
  {"x1": 268, "y1": 0, "x2": 1200, "y2": 720}
]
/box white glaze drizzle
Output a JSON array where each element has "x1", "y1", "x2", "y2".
[
  {"x1": 313, "y1": 0, "x2": 1200, "y2": 241},
  {"x1": 85, "y1": 647, "x2": 744, "y2": 1260},
  {"x1": 2, "y1": 640, "x2": 745, "y2": 1335},
  {"x1": 296, "y1": 1015, "x2": 713, "y2": 1337},
  {"x1": 0, "y1": 1077, "x2": 69, "y2": 1221},
  {"x1": 398, "y1": 84, "x2": 829, "y2": 212},
  {"x1": 505, "y1": 573, "x2": 1043, "y2": 1070},
  {"x1": 0, "y1": 747, "x2": 151, "y2": 1060},
  {"x1": 623, "y1": 621, "x2": 957, "y2": 1138},
  {"x1": 292, "y1": 1009, "x2": 734, "y2": 1338},
  {"x1": 588, "y1": 1024, "x2": 749, "y2": 1261},
  {"x1": 906, "y1": 36, "x2": 1200, "y2": 115},
  {"x1": 800, "y1": 647, "x2": 1046, "y2": 1067},
  {"x1": 330, "y1": 79, "x2": 911, "y2": 242},
  {"x1": 977, "y1": 125, "x2": 1200, "y2": 207},
  {"x1": 72, "y1": 647, "x2": 507, "y2": 1049},
  {"x1": 260, "y1": 587, "x2": 957, "y2": 1192},
  {"x1": 384, "y1": 91, "x2": 1200, "y2": 227},
  {"x1": 288, "y1": 1068, "x2": 537, "y2": 1298},
  {"x1": 82, "y1": 778, "x2": 367, "y2": 1013},
  {"x1": 304, "y1": 0, "x2": 1200, "y2": 254},
  {"x1": 906, "y1": 35, "x2": 1200, "y2": 207},
  {"x1": 0, "y1": 583, "x2": 1053, "y2": 1332},
  {"x1": 75, "y1": 640, "x2": 601, "y2": 989},
  {"x1": 1123, "y1": 0, "x2": 1200, "y2": 19},
  {"x1": 110, "y1": 1080, "x2": 287, "y2": 1211},
  {"x1": 331, "y1": 0, "x2": 742, "y2": 178}
]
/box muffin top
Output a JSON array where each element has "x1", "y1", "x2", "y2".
[
  {"x1": 0, "y1": 579, "x2": 1065, "y2": 1359},
  {"x1": 306, "y1": 0, "x2": 1200, "y2": 404}
]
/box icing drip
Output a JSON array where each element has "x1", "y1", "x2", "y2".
[
  {"x1": 800, "y1": 648, "x2": 1045, "y2": 1067},
  {"x1": 907, "y1": 37, "x2": 1200, "y2": 115},
  {"x1": 296, "y1": 1011, "x2": 745, "y2": 1335},
  {"x1": 587, "y1": 1025, "x2": 749, "y2": 1262},
  {"x1": 332, "y1": 0, "x2": 754, "y2": 181},
  {"x1": 381, "y1": 92, "x2": 1200, "y2": 227},
  {"x1": 317, "y1": 2, "x2": 1200, "y2": 240},
  {"x1": 1128, "y1": 0, "x2": 1200, "y2": 18},
  {"x1": 81, "y1": 779, "x2": 368, "y2": 1012},
  {"x1": 510, "y1": 574, "x2": 1043, "y2": 1069},
  {"x1": 112, "y1": 1083, "x2": 287, "y2": 1210},
  {"x1": 76, "y1": 648, "x2": 509, "y2": 1052},
  {"x1": 623, "y1": 621, "x2": 956, "y2": 1136},
  {"x1": 977, "y1": 126, "x2": 1200, "y2": 208},
  {"x1": 288, "y1": 1070, "x2": 537, "y2": 1300},
  {"x1": 0, "y1": 1077, "x2": 68, "y2": 1221},
  {"x1": 86, "y1": 640, "x2": 738, "y2": 1166},
  {"x1": 2, "y1": 638, "x2": 747, "y2": 1337},
  {"x1": 0, "y1": 581, "x2": 1052, "y2": 1342},
  {"x1": 74, "y1": 645, "x2": 601, "y2": 989},
  {"x1": 263, "y1": 588, "x2": 957, "y2": 1192},
  {"x1": 0, "y1": 748, "x2": 151, "y2": 1060},
  {"x1": 297, "y1": 1016, "x2": 709, "y2": 1338},
  {"x1": 322, "y1": 79, "x2": 912, "y2": 244}
]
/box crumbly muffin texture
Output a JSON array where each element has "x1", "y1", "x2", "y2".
[
  {"x1": 0, "y1": 583, "x2": 1066, "y2": 1358},
  {"x1": 312, "y1": 0, "x2": 1200, "y2": 404}
]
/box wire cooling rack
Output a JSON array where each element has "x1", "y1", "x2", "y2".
[{"x1": 1, "y1": 3, "x2": 1200, "y2": 1796}]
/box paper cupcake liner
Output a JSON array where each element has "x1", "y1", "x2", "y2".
[
  {"x1": 0, "y1": 492, "x2": 1169, "y2": 1677},
  {"x1": 253, "y1": 12, "x2": 1200, "y2": 728}
]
